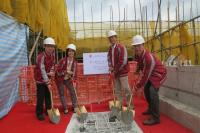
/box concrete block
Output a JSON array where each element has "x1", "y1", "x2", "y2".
[
  {"x1": 159, "y1": 87, "x2": 180, "y2": 102},
  {"x1": 160, "y1": 85, "x2": 200, "y2": 111},
  {"x1": 192, "y1": 72, "x2": 200, "y2": 95},
  {"x1": 163, "y1": 67, "x2": 178, "y2": 88},
  {"x1": 160, "y1": 95, "x2": 200, "y2": 133},
  {"x1": 161, "y1": 66, "x2": 200, "y2": 109},
  {"x1": 177, "y1": 66, "x2": 200, "y2": 95},
  {"x1": 177, "y1": 90, "x2": 200, "y2": 110}
]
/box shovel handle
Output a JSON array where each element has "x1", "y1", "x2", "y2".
[
  {"x1": 109, "y1": 74, "x2": 116, "y2": 103},
  {"x1": 72, "y1": 80, "x2": 80, "y2": 107},
  {"x1": 47, "y1": 79, "x2": 55, "y2": 108},
  {"x1": 49, "y1": 89, "x2": 54, "y2": 109},
  {"x1": 127, "y1": 94, "x2": 133, "y2": 110}
]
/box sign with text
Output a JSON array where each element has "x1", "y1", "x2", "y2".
[{"x1": 83, "y1": 52, "x2": 109, "y2": 75}]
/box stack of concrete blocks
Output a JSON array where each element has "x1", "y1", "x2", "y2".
[{"x1": 159, "y1": 66, "x2": 200, "y2": 132}]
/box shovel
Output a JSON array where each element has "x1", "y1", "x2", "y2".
[
  {"x1": 47, "y1": 89, "x2": 60, "y2": 124},
  {"x1": 108, "y1": 74, "x2": 121, "y2": 119},
  {"x1": 73, "y1": 81, "x2": 88, "y2": 123},
  {"x1": 119, "y1": 94, "x2": 135, "y2": 125}
]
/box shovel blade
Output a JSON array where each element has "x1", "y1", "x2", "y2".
[
  {"x1": 120, "y1": 107, "x2": 135, "y2": 125},
  {"x1": 75, "y1": 106, "x2": 87, "y2": 115},
  {"x1": 75, "y1": 106, "x2": 88, "y2": 122},
  {"x1": 110, "y1": 106, "x2": 120, "y2": 118},
  {"x1": 79, "y1": 106, "x2": 87, "y2": 113},
  {"x1": 47, "y1": 108, "x2": 60, "y2": 124},
  {"x1": 109, "y1": 100, "x2": 121, "y2": 109},
  {"x1": 122, "y1": 107, "x2": 135, "y2": 117}
]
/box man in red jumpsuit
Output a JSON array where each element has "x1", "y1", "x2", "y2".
[
  {"x1": 132, "y1": 35, "x2": 167, "y2": 125},
  {"x1": 107, "y1": 30, "x2": 133, "y2": 121}
]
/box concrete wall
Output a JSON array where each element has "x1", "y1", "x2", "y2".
[{"x1": 159, "y1": 66, "x2": 200, "y2": 133}]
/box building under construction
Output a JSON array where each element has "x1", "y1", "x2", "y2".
[{"x1": 0, "y1": 0, "x2": 199, "y2": 133}]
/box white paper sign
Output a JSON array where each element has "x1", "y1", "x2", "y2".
[{"x1": 83, "y1": 52, "x2": 109, "y2": 75}]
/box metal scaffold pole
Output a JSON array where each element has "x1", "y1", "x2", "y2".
[
  {"x1": 91, "y1": 5, "x2": 94, "y2": 44},
  {"x1": 192, "y1": 20, "x2": 199, "y2": 64},
  {"x1": 145, "y1": 6, "x2": 149, "y2": 48},
  {"x1": 112, "y1": 5, "x2": 114, "y2": 30},
  {"x1": 139, "y1": 0, "x2": 142, "y2": 35},
  {"x1": 177, "y1": 0, "x2": 180, "y2": 23},
  {"x1": 101, "y1": 2, "x2": 103, "y2": 41},
  {"x1": 158, "y1": 0, "x2": 163, "y2": 60},
  {"x1": 183, "y1": 1, "x2": 185, "y2": 21},
  {"x1": 74, "y1": 0, "x2": 76, "y2": 41},
  {"x1": 134, "y1": 0, "x2": 137, "y2": 34},
  {"x1": 82, "y1": 0, "x2": 86, "y2": 39},
  {"x1": 110, "y1": 6, "x2": 112, "y2": 30},
  {"x1": 168, "y1": 0, "x2": 172, "y2": 55},
  {"x1": 118, "y1": 0, "x2": 121, "y2": 40},
  {"x1": 124, "y1": 8, "x2": 126, "y2": 34}
]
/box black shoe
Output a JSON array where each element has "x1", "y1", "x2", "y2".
[
  {"x1": 143, "y1": 118, "x2": 160, "y2": 125},
  {"x1": 79, "y1": 127, "x2": 86, "y2": 132},
  {"x1": 109, "y1": 116, "x2": 117, "y2": 122},
  {"x1": 142, "y1": 110, "x2": 151, "y2": 115},
  {"x1": 37, "y1": 114, "x2": 45, "y2": 121}
]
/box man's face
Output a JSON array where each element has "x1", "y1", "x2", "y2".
[
  {"x1": 108, "y1": 36, "x2": 117, "y2": 45},
  {"x1": 133, "y1": 44, "x2": 144, "y2": 56},
  {"x1": 44, "y1": 44, "x2": 55, "y2": 54}
]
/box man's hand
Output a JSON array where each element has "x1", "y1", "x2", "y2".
[
  {"x1": 67, "y1": 70, "x2": 73, "y2": 75},
  {"x1": 47, "y1": 71, "x2": 55, "y2": 77}
]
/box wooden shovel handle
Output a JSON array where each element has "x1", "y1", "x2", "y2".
[
  {"x1": 127, "y1": 82, "x2": 136, "y2": 110},
  {"x1": 110, "y1": 74, "x2": 116, "y2": 103},
  {"x1": 128, "y1": 94, "x2": 133, "y2": 109},
  {"x1": 49, "y1": 89, "x2": 54, "y2": 108},
  {"x1": 72, "y1": 80, "x2": 80, "y2": 107}
]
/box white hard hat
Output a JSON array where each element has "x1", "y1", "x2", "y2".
[
  {"x1": 43, "y1": 37, "x2": 56, "y2": 46},
  {"x1": 132, "y1": 35, "x2": 145, "y2": 46},
  {"x1": 107, "y1": 30, "x2": 117, "y2": 37},
  {"x1": 67, "y1": 44, "x2": 76, "y2": 51}
]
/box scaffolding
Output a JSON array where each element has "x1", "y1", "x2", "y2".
[
  {"x1": 5, "y1": 0, "x2": 199, "y2": 65},
  {"x1": 66, "y1": 0, "x2": 200, "y2": 64}
]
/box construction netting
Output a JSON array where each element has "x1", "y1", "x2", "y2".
[
  {"x1": 19, "y1": 62, "x2": 138, "y2": 106},
  {"x1": 146, "y1": 21, "x2": 200, "y2": 64},
  {"x1": 0, "y1": 0, "x2": 71, "y2": 50}
]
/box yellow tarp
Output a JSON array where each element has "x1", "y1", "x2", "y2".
[{"x1": 0, "y1": 0, "x2": 70, "y2": 49}]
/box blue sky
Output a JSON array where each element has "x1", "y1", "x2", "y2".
[{"x1": 66, "y1": 0, "x2": 200, "y2": 22}]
